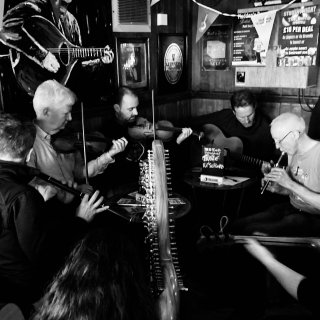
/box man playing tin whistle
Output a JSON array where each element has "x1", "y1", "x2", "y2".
[{"x1": 231, "y1": 112, "x2": 320, "y2": 236}]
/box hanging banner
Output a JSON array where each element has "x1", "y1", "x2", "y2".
[
  {"x1": 277, "y1": 5, "x2": 320, "y2": 67},
  {"x1": 250, "y1": 10, "x2": 276, "y2": 62},
  {"x1": 196, "y1": 6, "x2": 219, "y2": 43},
  {"x1": 232, "y1": 10, "x2": 275, "y2": 67}
]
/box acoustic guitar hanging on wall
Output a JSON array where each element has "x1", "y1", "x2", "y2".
[{"x1": 9, "y1": 15, "x2": 113, "y2": 96}]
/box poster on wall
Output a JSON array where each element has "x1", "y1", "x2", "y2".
[
  {"x1": 277, "y1": 5, "x2": 320, "y2": 67},
  {"x1": 232, "y1": 9, "x2": 276, "y2": 67},
  {"x1": 232, "y1": 16, "x2": 266, "y2": 66},
  {"x1": 158, "y1": 34, "x2": 188, "y2": 94},
  {"x1": 201, "y1": 25, "x2": 231, "y2": 71}
]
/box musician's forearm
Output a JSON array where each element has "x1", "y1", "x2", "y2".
[
  {"x1": 85, "y1": 152, "x2": 115, "y2": 178},
  {"x1": 259, "y1": 255, "x2": 305, "y2": 300},
  {"x1": 287, "y1": 181, "x2": 320, "y2": 211}
]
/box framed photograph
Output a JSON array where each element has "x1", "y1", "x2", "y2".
[
  {"x1": 158, "y1": 34, "x2": 188, "y2": 94},
  {"x1": 201, "y1": 25, "x2": 232, "y2": 71},
  {"x1": 115, "y1": 37, "x2": 149, "y2": 89}
]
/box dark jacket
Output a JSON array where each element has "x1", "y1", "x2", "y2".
[
  {"x1": 191, "y1": 109, "x2": 276, "y2": 162},
  {"x1": 0, "y1": 160, "x2": 88, "y2": 305}
]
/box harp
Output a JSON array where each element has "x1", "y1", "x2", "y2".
[{"x1": 140, "y1": 139, "x2": 187, "y2": 320}]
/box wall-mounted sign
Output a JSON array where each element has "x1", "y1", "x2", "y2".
[
  {"x1": 201, "y1": 25, "x2": 231, "y2": 71},
  {"x1": 164, "y1": 43, "x2": 183, "y2": 84},
  {"x1": 158, "y1": 34, "x2": 188, "y2": 94},
  {"x1": 277, "y1": 5, "x2": 320, "y2": 67}
]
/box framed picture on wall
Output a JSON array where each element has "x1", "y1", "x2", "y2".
[
  {"x1": 201, "y1": 25, "x2": 232, "y2": 71},
  {"x1": 115, "y1": 37, "x2": 149, "y2": 89},
  {"x1": 158, "y1": 33, "x2": 188, "y2": 94}
]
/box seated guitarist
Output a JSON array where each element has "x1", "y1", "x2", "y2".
[
  {"x1": 190, "y1": 89, "x2": 278, "y2": 169},
  {"x1": 0, "y1": 0, "x2": 114, "y2": 96}
]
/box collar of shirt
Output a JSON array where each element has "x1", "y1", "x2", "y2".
[{"x1": 35, "y1": 123, "x2": 51, "y2": 142}]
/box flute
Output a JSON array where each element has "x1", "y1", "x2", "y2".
[
  {"x1": 260, "y1": 151, "x2": 285, "y2": 195},
  {"x1": 32, "y1": 169, "x2": 132, "y2": 221}
]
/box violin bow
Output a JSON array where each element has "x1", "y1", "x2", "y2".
[
  {"x1": 80, "y1": 102, "x2": 90, "y2": 185},
  {"x1": 151, "y1": 89, "x2": 156, "y2": 141}
]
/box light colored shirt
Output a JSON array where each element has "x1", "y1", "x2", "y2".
[
  {"x1": 289, "y1": 142, "x2": 320, "y2": 214},
  {"x1": 27, "y1": 124, "x2": 114, "y2": 183}
]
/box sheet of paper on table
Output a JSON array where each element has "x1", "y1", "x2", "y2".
[{"x1": 223, "y1": 176, "x2": 250, "y2": 186}]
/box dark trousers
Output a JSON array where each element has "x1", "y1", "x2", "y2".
[{"x1": 231, "y1": 202, "x2": 320, "y2": 236}]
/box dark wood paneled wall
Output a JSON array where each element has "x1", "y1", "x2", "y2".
[
  {"x1": 2, "y1": 0, "x2": 320, "y2": 131},
  {"x1": 190, "y1": 0, "x2": 320, "y2": 129}
]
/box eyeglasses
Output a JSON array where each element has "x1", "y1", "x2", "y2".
[{"x1": 274, "y1": 130, "x2": 300, "y2": 145}]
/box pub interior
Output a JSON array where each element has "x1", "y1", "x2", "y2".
[{"x1": 1, "y1": 0, "x2": 320, "y2": 319}]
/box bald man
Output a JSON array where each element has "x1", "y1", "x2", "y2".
[{"x1": 231, "y1": 112, "x2": 320, "y2": 236}]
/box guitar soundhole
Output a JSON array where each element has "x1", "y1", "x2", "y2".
[{"x1": 59, "y1": 43, "x2": 70, "y2": 66}]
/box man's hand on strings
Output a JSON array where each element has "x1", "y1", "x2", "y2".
[
  {"x1": 176, "y1": 127, "x2": 193, "y2": 144},
  {"x1": 108, "y1": 137, "x2": 128, "y2": 158},
  {"x1": 261, "y1": 160, "x2": 273, "y2": 175},
  {"x1": 42, "y1": 52, "x2": 60, "y2": 72},
  {"x1": 101, "y1": 45, "x2": 114, "y2": 64}
]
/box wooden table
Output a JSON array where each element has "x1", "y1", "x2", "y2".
[{"x1": 183, "y1": 167, "x2": 258, "y2": 219}]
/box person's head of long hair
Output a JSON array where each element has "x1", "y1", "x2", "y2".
[{"x1": 33, "y1": 227, "x2": 156, "y2": 320}]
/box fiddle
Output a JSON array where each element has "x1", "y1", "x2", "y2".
[
  {"x1": 128, "y1": 117, "x2": 202, "y2": 142},
  {"x1": 51, "y1": 128, "x2": 145, "y2": 162},
  {"x1": 51, "y1": 129, "x2": 110, "y2": 155}
]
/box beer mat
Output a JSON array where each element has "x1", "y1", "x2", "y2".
[{"x1": 168, "y1": 198, "x2": 186, "y2": 205}]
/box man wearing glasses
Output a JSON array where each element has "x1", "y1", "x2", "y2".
[{"x1": 232, "y1": 112, "x2": 320, "y2": 236}]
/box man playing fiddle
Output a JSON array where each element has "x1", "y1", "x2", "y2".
[
  {"x1": 97, "y1": 86, "x2": 193, "y2": 197},
  {"x1": 231, "y1": 112, "x2": 320, "y2": 236},
  {"x1": 27, "y1": 79, "x2": 127, "y2": 203}
]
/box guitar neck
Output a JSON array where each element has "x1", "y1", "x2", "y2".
[
  {"x1": 238, "y1": 154, "x2": 267, "y2": 168},
  {"x1": 50, "y1": 47, "x2": 107, "y2": 59},
  {"x1": 232, "y1": 235, "x2": 320, "y2": 249}
]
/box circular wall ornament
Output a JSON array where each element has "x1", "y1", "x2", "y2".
[{"x1": 164, "y1": 43, "x2": 183, "y2": 84}]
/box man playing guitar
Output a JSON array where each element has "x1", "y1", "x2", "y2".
[{"x1": 0, "y1": 0, "x2": 114, "y2": 95}]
